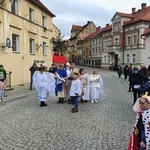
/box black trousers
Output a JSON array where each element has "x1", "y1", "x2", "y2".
[{"x1": 133, "y1": 88, "x2": 140, "y2": 104}]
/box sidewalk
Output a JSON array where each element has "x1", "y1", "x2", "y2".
[{"x1": 4, "y1": 83, "x2": 36, "y2": 102}]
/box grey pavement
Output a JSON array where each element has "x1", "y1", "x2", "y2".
[
  {"x1": 0, "y1": 68, "x2": 135, "y2": 150},
  {"x1": 4, "y1": 83, "x2": 36, "y2": 102}
]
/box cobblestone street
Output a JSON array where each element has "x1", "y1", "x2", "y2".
[{"x1": 0, "y1": 67, "x2": 136, "y2": 150}]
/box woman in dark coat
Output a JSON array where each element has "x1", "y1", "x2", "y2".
[
  {"x1": 117, "y1": 65, "x2": 122, "y2": 78},
  {"x1": 123, "y1": 65, "x2": 128, "y2": 79}
]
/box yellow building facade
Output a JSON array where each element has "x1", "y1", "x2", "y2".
[{"x1": 0, "y1": 0, "x2": 60, "y2": 86}]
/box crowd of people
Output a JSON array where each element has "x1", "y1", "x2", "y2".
[
  {"x1": 30, "y1": 62, "x2": 104, "y2": 113},
  {"x1": 123, "y1": 64, "x2": 150, "y2": 150}
]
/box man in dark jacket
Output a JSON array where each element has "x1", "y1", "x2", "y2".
[
  {"x1": 132, "y1": 66, "x2": 144, "y2": 104},
  {"x1": 29, "y1": 61, "x2": 38, "y2": 90}
]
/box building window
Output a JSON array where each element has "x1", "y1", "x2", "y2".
[
  {"x1": 133, "y1": 34, "x2": 137, "y2": 45},
  {"x1": 92, "y1": 49, "x2": 94, "y2": 55},
  {"x1": 126, "y1": 54, "x2": 130, "y2": 63},
  {"x1": 12, "y1": 34, "x2": 19, "y2": 52},
  {"x1": 108, "y1": 39, "x2": 111, "y2": 46},
  {"x1": 104, "y1": 41, "x2": 107, "y2": 49},
  {"x1": 42, "y1": 16, "x2": 47, "y2": 28},
  {"x1": 127, "y1": 36, "x2": 131, "y2": 46},
  {"x1": 29, "y1": 38, "x2": 35, "y2": 54},
  {"x1": 114, "y1": 38, "x2": 119, "y2": 45},
  {"x1": 104, "y1": 56, "x2": 106, "y2": 63},
  {"x1": 29, "y1": 8, "x2": 34, "y2": 22},
  {"x1": 132, "y1": 54, "x2": 136, "y2": 63},
  {"x1": 42, "y1": 42, "x2": 47, "y2": 55},
  {"x1": 11, "y1": 0, "x2": 18, "y2": 14}
]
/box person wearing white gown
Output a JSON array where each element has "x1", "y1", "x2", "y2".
[
  {"x1": 89, "y1": 70, "x2": 103, "y2": 103},
  {"x1": 33, "y1": 64, "x2": 56, "y2": 107}
]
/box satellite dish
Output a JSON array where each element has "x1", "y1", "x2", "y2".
[
  {"x1": 6, "y1": 38, "x2": 11, "y2": 48},
  {"x1": 0, "y1": 0, "x2": 5, "y2": 4}
]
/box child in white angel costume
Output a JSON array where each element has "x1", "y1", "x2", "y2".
[
  {"x1": 33, "y1": 64, "x2": 56, "y2": 107},
  {"x1": 89, "y1": 70, "x2": 104, "y2": 103}
]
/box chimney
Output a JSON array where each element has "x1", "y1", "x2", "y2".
[
  {"x1": 106, "y1": 23, "x2": 109, "y2": 27},
  {"x1": 96, "y1": 26, "x2": 101, "y2": 31},
  {"x1": 87, "y1": 21, "x2": 91, "y2": 24},
  {"x1": 132, "y1": 7, "x2": 136, "y2": 13},
  {"x1": 141, "y1": 3, "x2": 146, "y2": 10}
]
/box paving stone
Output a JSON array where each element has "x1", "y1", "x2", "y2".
[{"x1": 0, "y1": 67, "x2": 135, "y2": 149}]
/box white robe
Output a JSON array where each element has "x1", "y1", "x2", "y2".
[
  {"x1": 89, "y1": 74, "x2": 104, "y2": 100},
  {"x1": 70, "y1": 79, "x2": 82, "y2": 97},
  {"x1": 33, "y1": 71, "x2": 56, "y2": 101}
]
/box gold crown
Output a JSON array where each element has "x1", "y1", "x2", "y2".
[{"x1": 142, "y1": 92, "x2": 150, "y2": 101}]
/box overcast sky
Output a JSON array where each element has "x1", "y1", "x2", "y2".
[{"x1": 41, "y1": 0, "x2": 150, "y2": 39}]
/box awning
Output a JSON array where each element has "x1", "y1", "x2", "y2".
[{"x1": 53, "y1": 56, "x2": 67, "y2": 64}]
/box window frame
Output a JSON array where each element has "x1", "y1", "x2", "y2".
[
  {"x1": 42, "y1": 42, "x2": 47, "y2": 56},
  {"x1": 29, "y1": 38, "x2": 35, "y2": 54},
  {"x1": 29, "y1": 8, "x2": 34, "y2": 22},
  {"x1": 11, "y1": 0, "x2": 18, "y2": 14},
  {"x1": 12, "y1": 33, "x2": 20, "y2": 52}
]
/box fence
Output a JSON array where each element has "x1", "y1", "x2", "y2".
[{"x1": 6, "y1": 71, "x2": 13, "y2": 90}]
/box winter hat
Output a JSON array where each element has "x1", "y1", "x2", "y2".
[
  {"x1": 0, "y1": 72, "x2": 4, "y2": 76},
  {"x1": 33, "y1": 61, "x2": 37, "y2": 65},
  {"x1": 66, "y1": 62, "x2": 70, "y2": 66},
  {"x1": 41, "y1": 63, "x2": 47, "y2": 68}
]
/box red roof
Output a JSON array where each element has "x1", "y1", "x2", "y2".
[
  {"x1": 84, "y1": 24, "x2": 112, "y2": 40},
  {"x1": 72, "y1": 25, "x2": 83, "y2": 32},
  {"x1": 123, "y1": 6, "x2": 150, "y2": 26}
]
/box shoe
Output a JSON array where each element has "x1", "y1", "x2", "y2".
[
  {"x1": 71, "y1": 107, "x2": 76, "y2": 110},
  {"x1": 91, "y1": 100, "x2": 94, "y2": 103},
  {"x1": 67, "y1": 98, "x2": 71, "y2": 101},
  {"x1": 94, "y1": 100, "x2": 98, "y2": 103},
  {"x1": 71, "y1": 108, "x2": 78, "y2": 113},
  {"x1": 84, "y1": 100, "x2": 88, "y2": 102},
  {"x1": 0, "y1": 99, "x2": 2, "y2": 102},
  {"x1": 81, "y1": 99, "x2": 83, "y2": 102},
  {"x1": 1, "y1": 99, "x2": 5, "y2": 102},
  {"x1": 128, "y1": 90, "x2": 131, "y2": 92},
  {"x1": 57, "y1": 98, "x2": 61, "y2": 103}
]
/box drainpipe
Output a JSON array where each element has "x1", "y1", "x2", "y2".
[{"x1": 122, "y1": 27, "x2": 125, "y2": 66}]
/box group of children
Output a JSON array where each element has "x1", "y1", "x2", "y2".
[{"x1": 32, "y1": 62, "x2": 104, "y2": 113}]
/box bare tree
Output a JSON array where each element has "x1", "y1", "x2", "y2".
[{"x1": 52, "y1": 35, "x2": 68, "y2": 55}]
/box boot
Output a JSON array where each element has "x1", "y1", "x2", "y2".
[
  {"x1": 61, "y1": 98, "x2": 64, "y2": 103},
  {"x1": 57, "y1": 98, "x2": 61, "y2": 103},
  {"x1": 40, "y1": 101, "x2": 47, "y2": 107},
  {"x1": 71, "y1": 108, "x2": 78, "y2": 113}
]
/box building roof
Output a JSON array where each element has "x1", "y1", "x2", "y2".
[
  {"x1": 84, "y1": 24, "x2": 112, "y2": 40},
  {"x1": 69, "y1": 21, "x2": 95, "y2": 40},
  {"x1": 30, "y1": 0, "x2": 55, "y2": 17},
  {"x1": 121, "y1": 5, "x2": 150, "y2": 26},
  {"x1": 71, "y1": 25, "x2": 83, "y2": 32},
  {"x1": 111, "y1": 12, "x2": 134, "y2": 21},
  {"x1": 84, "y1": 28, "x2": 102, "y2": 40}
]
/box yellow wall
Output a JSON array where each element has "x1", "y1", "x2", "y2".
[{"x1": 0, "y1": 1, "x2": 60, "y2": 85}]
